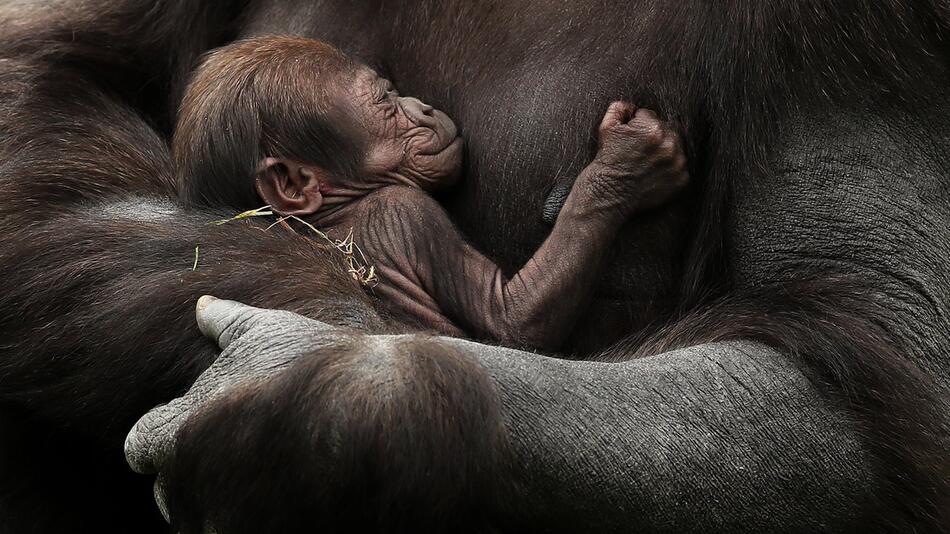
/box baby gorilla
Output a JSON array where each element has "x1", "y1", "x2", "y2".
[{"x1": 174, "y1": 36, "x2": 688, "y2": 351}]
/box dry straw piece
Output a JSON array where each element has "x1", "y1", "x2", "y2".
[{"x1": 207, "y1": 206, "x2": 378, "y2": 287}]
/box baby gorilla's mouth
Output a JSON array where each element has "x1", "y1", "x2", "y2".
[
  {"x1": 396, "y1": 101, "x2": 463, "y2": 190},
  {"x1": 406, "y1": 113, "x2": 464, "y2": 190},
  {"x1": 418, "y1": 110, "x2": 460, "y2": 155}
]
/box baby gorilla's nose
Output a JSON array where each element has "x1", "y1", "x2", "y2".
[
  {"x1": 402, "y1": 97, "x2": 437, "y2": 125},
  {"x1": 413, "y1": 98, "x2": 435, "y2": 115}
]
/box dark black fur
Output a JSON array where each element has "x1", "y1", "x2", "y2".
[
  {"x1": 0, "y1": 0, "x2": 244, "y2": 132},
  {"x1": 0, "y1": 0, "x2": 948, "y2": 532}
]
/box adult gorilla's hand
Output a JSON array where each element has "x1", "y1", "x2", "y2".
[
  {"x1": 123, "y1": 295, "x2": 508, "y2": 532},
  {"x1": 125, "y1": 296, "x2": 343, "y2": 476}
]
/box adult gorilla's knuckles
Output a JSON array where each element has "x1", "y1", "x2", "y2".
[
  {"x1": 126, "y1": 401, "x2": 191, "y2": 475},
  {"x1": 164, "y1": 335, "x2": 512, "y2": 534},
  {"x1": 126, "y1": 328, "x2": 367, "y2": 477},
  {"x1": 215, "y1": 309, "x2": 314, "y2": 351}
]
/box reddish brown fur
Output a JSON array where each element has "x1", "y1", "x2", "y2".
[{"x1": 174, "y1": 36, "x2": 365, "y2": 209}]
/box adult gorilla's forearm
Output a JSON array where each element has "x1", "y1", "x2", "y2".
[{"x1": 447, "y1": 338, "x2": 875, "y2": 532}]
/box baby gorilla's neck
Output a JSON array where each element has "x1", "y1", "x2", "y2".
[{"x1": 309, "y1": 180, "x2": 402, "y2": 227}]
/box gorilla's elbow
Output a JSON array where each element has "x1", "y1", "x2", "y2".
[{"x1": 162, "y1": 335, "x2": 512, "y2": 534}]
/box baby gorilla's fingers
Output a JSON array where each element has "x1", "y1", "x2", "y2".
[
  {"x1": 632, "y1": 107, "x2": 659, "y2": 123},
  {"x1": 600, "y1": 101, "x2": 637, "y2": 132},
  {"x1": 627, "y1": 109, "x2": 672, "y2": 151}
]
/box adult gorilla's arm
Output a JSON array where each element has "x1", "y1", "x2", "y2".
[
  {"x1": 129, "y1": 298, "x2": 883, "y2": 533},
  {"x1": 456, "y1": 339, "x2": 876, "y2": 533}
]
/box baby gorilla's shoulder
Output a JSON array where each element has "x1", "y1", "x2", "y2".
[
  {"x1": 349, "y1": 186, "x2": 453, "y2": 252},
  {"x1": 360, "y1": 185, "x2": 446, "y2": 223},
  {"x1": 344, "y1": 186, "x2": 455, "y2": 273}
]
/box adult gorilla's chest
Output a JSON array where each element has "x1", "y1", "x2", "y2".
[{"x1": 242, "y1": 0, "x2": 695, "y2": 351}]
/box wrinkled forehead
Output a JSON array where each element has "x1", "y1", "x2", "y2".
[
  {"x1": 310, "y1": 66, "x2": 378, "y2": 145},
  {"x1": 289, "y1": 57, "x2": 365, "y2": 113},
  {"x1": 349, "y1": 66, "x2": 383, "y2": 97},
  {"x1": 332, "y1": 66, "x2": 383, "y2": 117}
]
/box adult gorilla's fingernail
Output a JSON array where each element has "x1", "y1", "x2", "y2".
[{"x1": 196, "y1": 295, "x2": 218, "y2": 314}]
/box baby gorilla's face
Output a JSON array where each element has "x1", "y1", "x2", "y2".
[{"x1": 345, "y1": 68, "x2": 463, "y2": 191}]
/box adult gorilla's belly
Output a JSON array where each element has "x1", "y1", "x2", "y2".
[{"x1": 241, "y1": 0, "x2": 694, "y2": 351}]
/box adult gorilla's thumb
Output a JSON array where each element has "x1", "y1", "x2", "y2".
[{"x1": 196, "y1": 295, "x2": 267, "y2": 350}]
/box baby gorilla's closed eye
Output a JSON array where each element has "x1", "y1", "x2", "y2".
[{"x1": 173, "y1": 36, "x2": 688, "y2": 351}]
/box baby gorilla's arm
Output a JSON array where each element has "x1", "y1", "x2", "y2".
[{"x1": 355, "y1": 185, "x2": 612, "y2": 350}]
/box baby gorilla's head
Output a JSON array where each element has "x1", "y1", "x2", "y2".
[{"x1": 173, "y1": 36, "x2": 463, "y2": 215}]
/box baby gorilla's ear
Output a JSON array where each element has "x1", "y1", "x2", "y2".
[{"x1": 255, "y1": 157, "x2": 326, "y2": 216}]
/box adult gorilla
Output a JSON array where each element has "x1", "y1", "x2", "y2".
[{"x1": 0, "y1": 0, "x2": 948, "y2": 533}]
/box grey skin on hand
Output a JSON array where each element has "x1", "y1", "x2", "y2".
[{"x1": 124, "y1": 296, "x2": 346, "y2": 476}]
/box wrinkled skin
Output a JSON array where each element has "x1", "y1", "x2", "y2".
[
  {"x1": 352, "y1": 69, "x2": 464, "y2": 191},
  {"x1": 149, "y1": 0, "x2": 950, "y2": 530},
  {"x1": 128, "y1": 109, "x2": 950, "y2": 532},
  {"x1": 242, "y1": 0, "x2": 704, "y2": 348},
  {"x1": 133, "y1": 297, "x2": 847, "y2": 531},
  {"x1": 0, "y1": 0, "x2": 949, "y2": 532}
]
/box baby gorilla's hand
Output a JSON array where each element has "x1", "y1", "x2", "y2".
[{"x1": 583, "y1": 102, "x2": 688, "y2": 216}]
